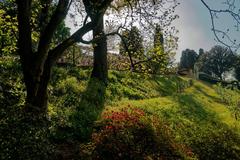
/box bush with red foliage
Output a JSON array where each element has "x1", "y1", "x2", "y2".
[{"x1": 89, "y1": 106, "x2": 194, "y2": 160}]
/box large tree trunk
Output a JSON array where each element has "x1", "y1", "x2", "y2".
[
  {"x1": 16, "y1": 0, "x2": 72, "y2": 115},
  {"x1": 91, "y1": 15, "x2": 108, "y2": 84},
  {"x1": 24, "y1": 60, "x2": 51, "y2": 114}
]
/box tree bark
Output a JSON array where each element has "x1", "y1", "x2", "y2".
[
  {"x1": 91, "y1": 15, "x2": 108, "y2": 84},
  {"x1": 24, "y1": 59, "x2": 51, "y2": 114}
]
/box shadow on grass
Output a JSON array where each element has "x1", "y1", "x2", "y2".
[
  {"x1": 54, "y1": 78, "x2": 106, "y2": 159},
  {"x1": 70, "y1": 78, "x2": 106, "y2": 141},
  {"x1": 171, "y1": 94, "x2": 240, "y2": 160},
  {"x1": 174, "y1": 94, "x2": 217, "y2": 123},
  {"x1": 153, "y1": 76, "x2": 180, "y2": 96},
  {"x1": 52, "y1": 77, "x2": 106, "y2": 142},
  {"x1": 194, "y1": 85, "x2": 221, "y2": 103}
]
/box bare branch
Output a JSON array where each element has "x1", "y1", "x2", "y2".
[{"x1": 201, "y1": 0, "x2": 240, "y2": 52}]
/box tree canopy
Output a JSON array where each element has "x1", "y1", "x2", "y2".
[
  {"x1": 200, "y1": 45, "x2": 237, "y2": 80},
  {"x1": 179, "y1": 49, "x2": 198, "y2": 70}
]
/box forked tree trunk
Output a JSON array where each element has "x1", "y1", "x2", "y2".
[
  {"x1": 91, "y1": 15, "x2": 108, "y2": 84},
  {"x1": 23, "y1": 59, "x2": 51, "y2": 114}
]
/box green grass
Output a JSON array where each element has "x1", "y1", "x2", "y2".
[
  {"x1": 48, "y1": 67, "x2": 190, "y2": 141},
  {"x1": 105, "y1": 79, "x2": 240, "y2": 160}
]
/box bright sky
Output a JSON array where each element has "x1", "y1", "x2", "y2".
[
  {"x1": 174, "y1": 0, "x2": 240, "y2": 61},
  {"x1": 174, "y1": 0, "x2": 215, "y2": 61}
]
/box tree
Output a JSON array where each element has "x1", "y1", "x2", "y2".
[
  {"x1": 0, "y1": 0, "x2": 71, "y2": 55},
  {"x1": 120, "y1": 26, "x2": 144, "y2": 59},
  {"x1": 15, "y1": 0, "x2": 93, "y2": 114},
  {"x1": 13, "y1": 0, "x2": 179, "y2": 114},
  {"x1": 119, "y1": 26, "x2": 144, "y2": 70},
  {"x1": 200, "y1": 45, "x2": 237, "y2": 80},
  {"x1": 143, "y1": 24, "x2": 167, "y2": 74},
  {"x1": 234, "y1": 56, "x2": 240, "y2": 81},
  {"x1": 108, "y1": 0, "x2": 179, "y2": 73},
  {"x1": 201, "y1": 0, "x2": 240, "y2": 52},
  {"x1": 179, "y1": 49, "x2": 198, "y2": 70},
  {"x1": 235, "y1": 66, "x2": 240, "y2": 81},
  {"x1": 199, "y1": 48, "x2": 204, "y2": 56},
  {"x1": 83, "y1": 0, "x2": 113, "y2": 83}
]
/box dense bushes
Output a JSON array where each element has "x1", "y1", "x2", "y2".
[
  {"x1": 181, "y1": 124, "x2": 240, "y2": 160},
  {"x1": 0, "y1": 110, "x2": 54, "y2": 160},
  {"x1": 0, "y1": 89, "x2": 53, "y2": 160},
  {"x1": 214, "y1": 83, "x2": 240, "y2": 120}
]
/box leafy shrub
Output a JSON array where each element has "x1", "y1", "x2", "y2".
[
  {"x1": 51, "y1": 67, "x2": 68, "y2": 85},
  {"x1": 183, "y1": 124, "x2": 240, "y2": 160},
  {"x1": 55, "y1": 77, "x2": 84, "y2": 95},
  {"x1": 0, "y1": 106, "x2": 54, "y2": 160},
  {"x1": 68, "y1": 67, "x2": 90, "y2": 80},
  {"x1": 214, "y1": 83, "x2": 240, "y2": 120},
  {"x1": 122, "y1": 87, "x2": 145, "y2": 100},
  {"x1": 85, "y1": 107, "x2": 194, "y2": 160},
  {"x1": 49, "y1": 78, "x2": 106, "y2": 141}
]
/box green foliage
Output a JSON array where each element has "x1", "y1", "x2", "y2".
[
  {"x1": 119, "y1": 26, "x2": 144, "y2": 59},
  {"x1": 49, "y1": 76, "x2": 106, "y2": 141},
  {"x1": 182, "y1": 124, "x2": 240, "y2": 160},
  {"x1": 0, "y1": 1, "x2": 71, "y2": 56},
  {"x1": 118, "y1": 25, "x2": 174, "y2": 74},
  {"x1": 214, "y1": 83, "x2": 240, "y2": 120},
  {"x1": 0, "y1": 108, "x2": 54, "y2": 160},
  {"x1": 199, "y1": 45, "x2": 237, "y2": 80},
  {"x1": 0, "y1": 57, "x2": 54, "y2": 160},
  {"x1": 145, "y1": 45, "x2": 168, "y2": 74},
  {"x1": 234, "y1": 56, "x2": 240, "y2": 81},
  {"x1": 179, "y1": 49, "x2": 198, "y2": 70},
  {"x1": 0, "y1": 7, "x2": 17, "y2": 55},
  {"x1": 47, "y1": 67, "x2": 186, "y2": 142},
  {"x1": 52, "y1": 21, "x2": 71, "y2": 47},
  {"x1": 0, "y1": 56, "x2": 24, "y2": 106},
  {"x1": 1, "y1": 57, "x2": 240, "y2": 159},
  {"x1": 146, "y1": 24, "x2": 169, "y2": 74},
  {"x1": 113, "y1": 79, "x2": 240, "y2": 160}
]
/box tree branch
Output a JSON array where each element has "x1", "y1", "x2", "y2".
[
  {"x1": 201, "y1": 0, "x2": 240, "y2": 51},
  {"x1": 36, "y1": 0, "x2": 70, "y2": 64},
  {"x1": 48, "y1": 22, "x2": 94, "y2": 65},
  {"x1": 16, "y1": 0, "x2": 32, "y2": 59}
]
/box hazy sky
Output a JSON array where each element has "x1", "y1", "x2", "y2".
[
  {"x1": 174, "y1": 0, "x2": 215, "y2": 61},
  {"x1": 174, "y1": 0, "x2": 240, "y2": 61}
]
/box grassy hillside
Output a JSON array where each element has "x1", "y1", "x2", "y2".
[
  {"x1": 106, "y1": 80, "x2": 240, "y2": 159},
  {"x1": 47, "y1": 66, "x2": 240, "y2": 159},
  {"x1": 1, "y1": 59, "x2": 240, "y2": 159}
]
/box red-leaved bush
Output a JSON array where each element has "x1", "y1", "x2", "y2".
[{"x1": 81, "y1": 106, "x2": 194, "y2": 160}]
